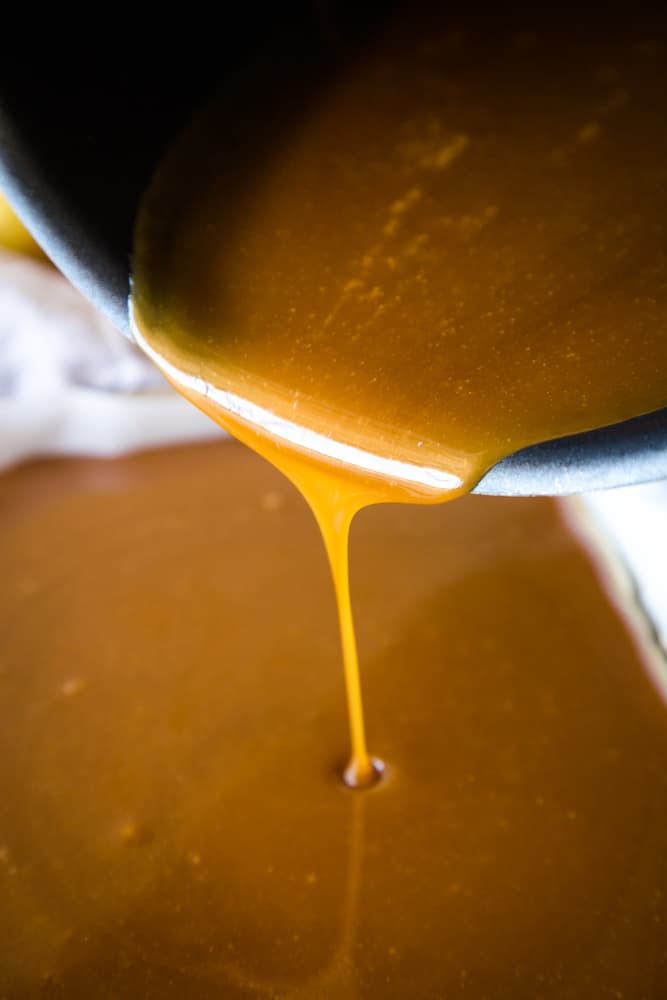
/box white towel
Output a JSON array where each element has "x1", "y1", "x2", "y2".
[{"x1": 0, "y1": 250, "x2": 222, "y2": 469}]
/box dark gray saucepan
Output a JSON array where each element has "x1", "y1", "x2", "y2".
[{"x1": 0, "y1": 5, "x2": 665, "y2": 496}]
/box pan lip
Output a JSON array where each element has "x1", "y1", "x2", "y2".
[{"x1": 474, "y1": 408, "x2": 667, "y2": 496}]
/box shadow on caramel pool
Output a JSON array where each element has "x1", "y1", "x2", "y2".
[{"x1": 0, "y1": 442, "x2": 666, "y2": 996}]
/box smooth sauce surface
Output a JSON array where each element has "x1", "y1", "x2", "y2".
[
  {"x1": 1, "y1": 442, "x2": 667, "y2": 997},
  {"x1": 132, "y1": 6, "x2": 667, "y2": 499}
]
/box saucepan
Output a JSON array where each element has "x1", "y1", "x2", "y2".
[{"x1": 0, "y1": 3, "x2": 665, "y2": 496}]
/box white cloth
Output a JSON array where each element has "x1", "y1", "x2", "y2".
[
  {"x1": 584, "y1": 484, "x2": 667, "y2": 649},
  {"x1": 0, "y1": 250, "x2": 222, "y2": 469}
]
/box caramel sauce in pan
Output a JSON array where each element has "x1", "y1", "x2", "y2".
[
  {"x1": 131, "y1": 7, "x2": 667, "y2": 784},
  {"x1": 0, "y1": 443, "x2": 666, "y2": 997},
  {"x1": 2, "y1": 5, "x2": 667, "y2": 996}
]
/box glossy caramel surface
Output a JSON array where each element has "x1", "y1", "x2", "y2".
[
  {"x1": 133, "y1": 7, "x2": 667, "y2": 498},
  {"x1": 1, "y1": 442, "x2": 666, "y2": 997}
]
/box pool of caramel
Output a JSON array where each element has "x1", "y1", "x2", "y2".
[{"x1": 0, "y1": 441, "x2": 666, "y2": 997}]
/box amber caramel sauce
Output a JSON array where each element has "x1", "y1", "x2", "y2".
[
  {"x1": 132, "y1": 8, "x2": 667, "y2": 497},
  {"x1": 1, "y1": 443, "x2": 667, "y2": 997},
  {"x1": 131, "y1": 7, "x2": 667, "y2": 786},
  {"x1": 3, "y1": 5, "x2": 667, "y2": 996}
]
